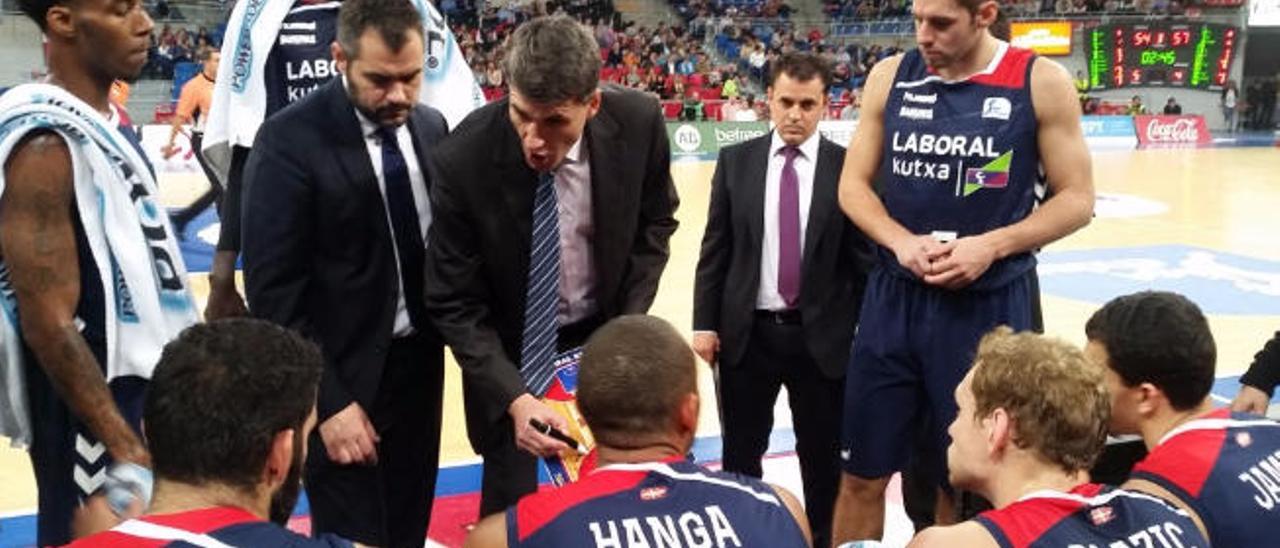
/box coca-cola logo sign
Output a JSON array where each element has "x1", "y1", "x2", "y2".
[
  {"x1": 1135, "y1": 115, "x2": 1211, "y2": 146},
  {"x1": 1145, "y1": 118, "x2": 1199, "y2": 142}
]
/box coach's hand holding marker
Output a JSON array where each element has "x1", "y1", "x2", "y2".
[
  {"x1": 510, "y1": 394, "x2": 572, "y2": 457},
  {"x1": 529, "y1": 418, "x2": 587, "y2": 455}
]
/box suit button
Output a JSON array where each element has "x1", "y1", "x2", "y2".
[{"x1": 374, "y1": 344, "x2": 386, "y2": 354}]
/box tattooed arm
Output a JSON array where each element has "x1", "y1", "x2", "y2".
[{"x1": 0, "y1": 130, "x2": 149, "y2": 466}]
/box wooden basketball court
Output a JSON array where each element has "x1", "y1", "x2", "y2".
[{"x1": 2, "y1": 145, "x2": 1278, "y2": 547}]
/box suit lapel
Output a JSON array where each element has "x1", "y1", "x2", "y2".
[
  {"x1": 803, "y1": 138, "x2": 839, "y2": 271},
  {"x1": 587, "y1": 104, "x2": 625, "y2": 265},
  {"x1": 407, "y1": 109, "x2": 431, "y2": 191},
  {"x1": 494, "y1": 100, "x2": 537, "y2": 254},
  {"x1": 744, "y1": 136, "x2": 770, "y2": 266},
  {"x1": 322, "y1": 80, "x2": 381, "y2": 198}
]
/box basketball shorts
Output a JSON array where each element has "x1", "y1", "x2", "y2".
[{"x1": 840, "y1": 267, "x2": 1034, "y2": 480}]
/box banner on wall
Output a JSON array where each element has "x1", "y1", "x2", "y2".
[
  {"x1": 1010, "y1": 21, "x2": 1073, "y2": 56},
  {"x1": 817, "y1": 120, "x2": 858, "y2": 147},
  {"x1": 1080, "y1": 116, "x2": 1138, "y2": 149},
  {"x1": 666, "y1": 121, "x2": 770, "y2": 159},
  {"x1": 1134, "y1": 115, "x2": 1211, "y2": 146}
]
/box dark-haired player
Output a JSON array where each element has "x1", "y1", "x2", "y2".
[
  {"x1": 1086, "y1": 291, "x2": 1280, "y2": 546},
  {"x1": 465, "y1": 315, "x2": 811, "y2": 548}
]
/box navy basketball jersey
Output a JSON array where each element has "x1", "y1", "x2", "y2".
[
  {"x1": 1130, "y1": 408, "x2": 1280, "y2": 547},
  {"x1": 877, "y1": 42, "x2": 1041, "y2": 290},
  {"x1": 263, "y1": 1, "x2": 341, "y2": 117},
  {"x1": 975, "y1": 484, "x2": 1207, "y2": 548},
  {"x1": 508, "y1": 459, "x2": 807, "y2": 547}
]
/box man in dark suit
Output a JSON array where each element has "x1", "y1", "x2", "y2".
[
  {"x1": 693, "y1": 52, "x2": 869, "y2": 548},
  {"x1": 240, "y1": 1, "x2": 446, "y2": 545},
  {"x1": 424, "y1": 15, "x2": 679, "y2": 518}
]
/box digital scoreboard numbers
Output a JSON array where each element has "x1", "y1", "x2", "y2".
[{"x1": 1088, "y1": 23, "x2": 1237, "y2": 90}]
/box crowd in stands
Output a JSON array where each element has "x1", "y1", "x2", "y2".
[
  {"x1": 673, "y1": 0, "x2": 795, "y2": 20},
  {"x1": 142, "y1": 23, "x2": 219, "y2": 80},
  {"x1": 819, "y1": 0, "x2": 1215, "y2": 20},
  {"x1": 822, "y1": 0, "x2": 909, "y2": 21},
  {"x1": 453, "y1": 0, "x2": 620, "y2": 100}
]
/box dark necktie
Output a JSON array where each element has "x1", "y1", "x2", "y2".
[
  {"x1": 377, "y1": 126, "x2": 427, "y2": 330},
  {"x1": 521, "y1": 172, "x2": 560, "y2": 396},
  {"x1": 778, "y1": 145, "x2": 801, "y2": 309}
]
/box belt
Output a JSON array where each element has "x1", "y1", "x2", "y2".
[{"x1": 754, "y1": 309, "x2": 802, "y2": 325}]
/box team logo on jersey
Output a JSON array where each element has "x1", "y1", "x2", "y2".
[
  {"x1": 1089, "y1": 506, "x2": 1115, "y2": 526},
  {"x1": 982, "y1": 97, "x2": 1012, "y2": 120},
  {"x1": 1237, "y1": 431, "x2": 1254, "y2": 448},
  {"x1": 640, "y1": 486, "x2": 669, "y2": 501},
  {"x1": 961, "y1": 151, "x2": 1012, "y2": 197}
]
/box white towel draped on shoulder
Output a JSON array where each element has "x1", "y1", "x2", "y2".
[{"x1": 0, "y1": 84, "x2": 199, "y2": 448}]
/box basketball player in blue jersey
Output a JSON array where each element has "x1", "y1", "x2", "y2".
[
  {"x1": 908, "y1": 328, "x2": 1206, "y2": 548},
  {"x1": 831, "y1": 0, "x2": 1095, "y2": 541},
  {"x1": 465, "y1": 315, "x2": 812, "y2": 548},
  {"x1": 67, "y1": 320, "x2": 360, "y2": 547},
  {"x1": 1085, "y1": 291, "x2": 1280, "y2": 546},
  {"x1": 203, "y1": 0, "x2": 343, "y2": 320},
  {"x1": 1, "y1": 1, "x2": 199, "y2": 545}
]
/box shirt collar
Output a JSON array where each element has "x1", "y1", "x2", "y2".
[
  {"x1": 770, "y1": 129, "x2": 820, "y2": 161},
  {"x1": 563, "y1": 135, "x2": 586, "y2": 166}
]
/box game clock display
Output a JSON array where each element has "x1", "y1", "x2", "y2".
[{"x1": 1087, "y1": 23, "x2": 1238, "y2": 90}]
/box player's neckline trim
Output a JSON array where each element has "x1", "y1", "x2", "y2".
[{"x1": 895, "y1": 41, "x2": 1009, "y2": 89}]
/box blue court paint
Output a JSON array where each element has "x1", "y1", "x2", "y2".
[
  {"x1": 171, "y1": 208, "x2": 242, "y2": 274},
  {"x1": 1037, "y1": 245, "x2": 1280, "y2": 315}
]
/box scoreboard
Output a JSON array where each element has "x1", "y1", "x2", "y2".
[{"x1": 1087, "y1": 23, "x2": 1238, "y2": 90}]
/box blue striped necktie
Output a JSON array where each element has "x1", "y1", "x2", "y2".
[{"x1": 521, "y1": 171, "x2": 560, "y2": 395}]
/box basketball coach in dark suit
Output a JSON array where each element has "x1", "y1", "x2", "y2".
[
  {"x1": 693, "y1": 52, "x2": 870, "y2": 548},
  {"x1": 240, "y1": 1, "x2": 445, "y2": 545},
  {"x1": 424, "y1": 15, "x2": 679, "y2": 517}
]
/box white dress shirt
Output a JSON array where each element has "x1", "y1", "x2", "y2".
[
  {"x1": 553, "y1": 137, "x2": 598, "y2": 324},
  {"x1": 756, "y1": 130, "x2": 818, "y2": 311},
  {"x1": 354, "y1": 108, "x2": 431, "y2": 337}
]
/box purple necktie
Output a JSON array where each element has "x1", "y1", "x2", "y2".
[{"x1": 778, "y1": 145, "x2": 801, "y2": 308}]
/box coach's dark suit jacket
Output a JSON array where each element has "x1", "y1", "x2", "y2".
[
  {"x1": 694, "y1": 133, "x2": 869, "y2": 378},
  {"x1": 241, "y1": 78, "x2": 447, "y2": 421},
  {"x1": 424, "y1": 86, "x2": 679, "y2": 450}
]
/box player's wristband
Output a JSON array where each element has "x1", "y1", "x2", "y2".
[{"x1": 104, "y1": 462, "x2": 153, "y2": 516}]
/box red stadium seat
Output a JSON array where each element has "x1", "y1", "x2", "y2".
[
  {"x1": 703, "y1": 100, "x2": 725, "y2": 121},
  {"x1": 662, "y1": 101, "x2": 682, "y2": 119}
]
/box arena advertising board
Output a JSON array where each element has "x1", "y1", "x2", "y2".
[
  {"x1": 667, "y1": 121, "x2": 859, "y2": 161},
  {"x1": 666, "y1": 121, "x2": 770, "y2": 160},
  {"x1": 817, "y1": 120, "x2": 857, "y2": 147},
  {"x1": 1133, "y1": 115, "x2": 1212, "y2": 146},
  {"x1": 1080, "y1": 115, "x2": 1139, "y2": 149},
  {"x1": 1010, "y1": 21, "x2": 1073, "y2": 56}
]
